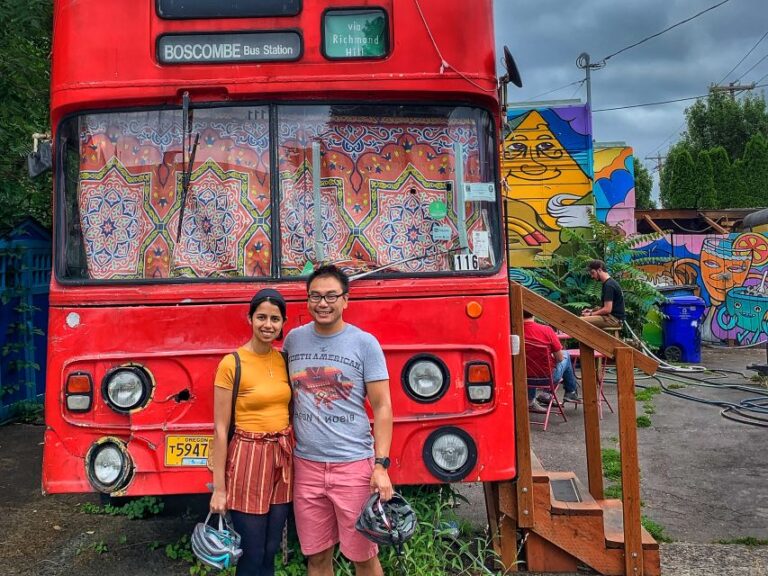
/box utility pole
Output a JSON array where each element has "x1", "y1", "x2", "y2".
[
  {"x1": 645, "y1": 154, "x2": 666, "y2": 174},
  {"x1": 710, "y1": 82, "x2": 756, "y2": 100},
  {"x1": 576, "y1": 52, "x2": 606, "y2": 111}
]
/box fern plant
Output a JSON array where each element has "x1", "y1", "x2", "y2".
[{"x1": 528, "y1": 215, "x2": 669, "y2": 337}]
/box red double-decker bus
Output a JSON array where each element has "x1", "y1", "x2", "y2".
[{"x1": 43, "y1": 0, "x2": 518, "y2": 495}]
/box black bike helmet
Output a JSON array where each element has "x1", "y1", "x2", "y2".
[
  {"x1": 355, "y1": 492, "x2": 418, "y2": 547},
  {"x1": 191, "y1": 513, "x2": 243, "y2": 570}
]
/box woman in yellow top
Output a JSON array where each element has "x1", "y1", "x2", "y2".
[{"x1": 209, "y1": 288, "x2": 292, "y2": 576}]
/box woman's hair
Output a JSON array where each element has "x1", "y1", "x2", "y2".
[{"x1": 248, "y1": 288, "x2": 287, "y2": 339}]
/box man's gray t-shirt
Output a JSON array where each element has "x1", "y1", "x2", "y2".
[{"x1": 282, "y1": 323, "x2": 389, "y2": 462}]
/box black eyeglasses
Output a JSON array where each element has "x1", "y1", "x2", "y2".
[{"x1": 308, "y1": 292, "x2": 346, "y2": 303}]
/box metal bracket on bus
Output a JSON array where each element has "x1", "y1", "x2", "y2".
[{"x1": 27, "y1": 132, "x2": 52, "y2": 178}]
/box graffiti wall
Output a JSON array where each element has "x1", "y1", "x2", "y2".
[
  {"x1": 637, "y1": 233, "x2": 768, "y2": 344},
  {"x1": 594, "y1": 144, "x2": 636, "y2": 236},
  {"x1": 502, "y1": 103, "x2": 593, "y2": 267}
]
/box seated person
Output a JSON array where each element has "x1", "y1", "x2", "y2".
[
  {"x1": 523, "y1": 311, "x2": 580, "y2": 412},
  {"x1": 581, "y1": 259, "x2": 625, "y2": 330}
]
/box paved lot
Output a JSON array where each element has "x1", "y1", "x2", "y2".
[{"x1": 454, "y1": 345, "x2": 768, "y2": 574}]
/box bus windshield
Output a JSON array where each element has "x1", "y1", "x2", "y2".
[{"x1": 58, "y1": 103, "x2": 499, "y2": 281}]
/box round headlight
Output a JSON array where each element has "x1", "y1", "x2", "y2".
[
  {"x1": 423, "y1": 426, "x2": 477, "y2": 482},
  {"x1": 102, "y1": 365, "x2": 153, "y2": 413},
  {"x1": 402, "y1": 355, "x2": 449, "y2": 402},
  {"x1": 86, "y1": 438, "x2": 133, "y2": 493},
  {"x1": 432, "y1": 433, "x2": 469, "y2": 471},
  {"x1": 94, "y1": 444, "x2": 123, "y2": 485}
]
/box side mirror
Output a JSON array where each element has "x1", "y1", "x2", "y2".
[{"x1": 501, "y1": 46, "x2": 523, "y2": 88}]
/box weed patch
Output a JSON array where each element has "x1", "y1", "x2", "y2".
[
  {"x1": 642, "y1": 517, "x2": 672, "y2": 543},
  {"x1": 160, "y1": 486, "x2": 503, "y2": 575},
  {"x1": 602, "y1": 448, "x2": 622, "y2": 482},
  {"x1": 717, "y1": 537, "x2": 768, "y2": 546},
  {"x1": 636, "y1": 415, "x2": 652, "y2": 428},
  {"x1": 80, "y1": 496, "x2": 164, "y2": 519},
  {"x1": 635, "y1": 386, "x2": 661, "y2": 402}
]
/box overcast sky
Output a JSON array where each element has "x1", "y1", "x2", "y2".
[{"x1": 493, "y1": 0, "x2": 768, "y2": 196}]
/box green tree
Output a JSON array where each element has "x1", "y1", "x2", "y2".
[
  {"x1": 633, "y1": 158, "x2": 656, "y2": 209},
  {"x1": 659, "y1": 143, "x2": 685, "y2": 208},
  {"x1": 695, "y1": 151, "x2": 717, "y2": 209},
  {"x1": 708, "y1": 146, "x2": 732, "y2": 209},
  {"x1": 667, "y1": 149, "x2": 697, "y2": 208},
  {"x1": 0, "y1": 1, "x2": 54, "y2": 233},
  {"x1": 684, "y1": 90, "x2": 768, "y2": 161},
  {"x1": 734, "y1": 132, "x2": 768, "y2": 208}
]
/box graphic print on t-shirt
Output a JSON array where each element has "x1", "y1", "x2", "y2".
[{"x1": 291, "y1": 366, "x2": 354, "y2": 408}]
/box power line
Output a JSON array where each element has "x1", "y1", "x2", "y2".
[
  {"x1": 526, "y1": 79, "x2": 585, "y2": 101},
  {"x1": 651, "y1": 29, "x2": 768, "y2": 154},
  {"x1": 593, "y1": 83, "x2": 768, "y2": 112},
  {"x1": 719, "y1": 30, "x2": 768, "y2": 83},
  {"x1": 736, "y1": 52, "x2": 768, "y2": 82},
  {"x1": 601, "y1": 0, "x2": 731, "y2": 62}
]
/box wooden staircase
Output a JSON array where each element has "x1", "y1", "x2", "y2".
[{"x1": 484, "y1": 283, "x2": 661, "y2": 575}]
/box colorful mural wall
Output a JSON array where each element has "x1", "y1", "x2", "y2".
[
  {"x1": 637, "y1": 233, "x2": 768, "y2": 344},
  {"x1": 594, "y1": 144, "x2": 636, "y2": 236},
  {"x1": 502, "y1": 103, "x2": 593, "y2": 268}
]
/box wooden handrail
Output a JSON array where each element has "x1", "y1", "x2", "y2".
[
  {"x1": 520, "y1": 286, "x2": 658, "y2": 375},
  {"x1": 513, "y1": 281, "x2": 650, "y2": 575}
]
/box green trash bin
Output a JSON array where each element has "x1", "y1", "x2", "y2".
[{"x1": 642, "y1": 305, "x2": 663, "y2": 351}]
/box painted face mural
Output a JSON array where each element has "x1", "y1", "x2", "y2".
[
  {"x1": 700, "y1": 238, "x2": 752, "y2": 305},
  {"x1": 502, "y1": 107, "x2": 592, "y2": 268},
  {"x1": 718, "y1": 285, "x2": 768, "y2": 344},
  {"x1": 505, "y1": 131, "x2": 564, "y2": 181},
  {"x1": 635, "y1": 233, "x2": 768, "y2": 345}
]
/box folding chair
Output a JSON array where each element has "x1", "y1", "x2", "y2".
[
  {"x1": 564, "y1": 349, "x2": 614, "y2": 419},
  {"x1": 525, "y1": 341, "x2": 567, "y2": 430}
]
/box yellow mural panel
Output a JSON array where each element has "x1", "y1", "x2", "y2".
[{"x1": 502, "y1": 108, "x2": 592, "y2": 267}]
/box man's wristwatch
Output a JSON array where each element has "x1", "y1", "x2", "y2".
[{"x1": 374, "y1": 456, "x2": 391, "y2": 469}]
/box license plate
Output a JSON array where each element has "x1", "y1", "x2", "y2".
[{"x1": 165, "y1": 435, "x2": 212, "y2": 467}]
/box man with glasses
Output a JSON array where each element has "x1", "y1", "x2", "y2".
[{"x1": 283, "y1": 264, "x2": 392, "y2": 576}]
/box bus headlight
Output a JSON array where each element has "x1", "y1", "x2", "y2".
[
  {"x1": 423, "y1": 426, "x2": 477, "y2": 482},
  {"x1": 102, "y1": 365, "x2": 153, "y2": 413},
  {"x1": 85, "y1": 437, "x2": 133, "y2": 493},
  {"x1": 402, "y1": 355, "x2": 449, "y2": 402}
]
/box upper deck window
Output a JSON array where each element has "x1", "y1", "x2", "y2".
[
  {"x1": 156, "y1": 0, "x2": 301, "y2": 19},
  {"x1": 57, "y1": 104, "x2": 499, "y2": 282}
]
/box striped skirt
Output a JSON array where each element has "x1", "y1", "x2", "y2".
[{"x1": 225, "y1": 426, "x2": 293, "y2": 515}]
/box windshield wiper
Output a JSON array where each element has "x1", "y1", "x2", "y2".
[
  {"x1": 348, "y1": 246, "x2": 465, "y2": 282},
  {"x1": 453, "y1": 142, "x2": 469, "y2": 253},
  {"x1": 176, "y1": 91, "x2": 200, "y2": 244},
  {"x1": 311, "y1": 140, "x2": 325, "y2": 262}
]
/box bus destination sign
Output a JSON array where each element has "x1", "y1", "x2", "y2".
[
  {"x1": 158, "y1": 32, "x2": 302, "y2": 64},
  {"x1": 157, "y1": 0, "x2": 301, "y2": 19},
  {"x1": 323, "y1": 9, "x2": 388, "y2": 59}
]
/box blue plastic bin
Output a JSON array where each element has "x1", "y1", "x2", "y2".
[{"x1": 660, "y1": 296, "x2": 706, "y2": 363}]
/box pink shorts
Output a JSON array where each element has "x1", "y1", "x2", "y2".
[{"x1": 293, "y1": 456, "x2": 378, "y2": 562}]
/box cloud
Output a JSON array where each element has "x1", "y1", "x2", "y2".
[{"x1": 494, "y1": 0, "x2": 768, "y2": 195}]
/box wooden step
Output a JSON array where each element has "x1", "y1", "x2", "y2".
[
  {"x1": 546, "y1": 471, "x2": 603, "y2": 516},
  {"x1": 600, "y1": 499, "x2": 659, "y2": 550}
]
